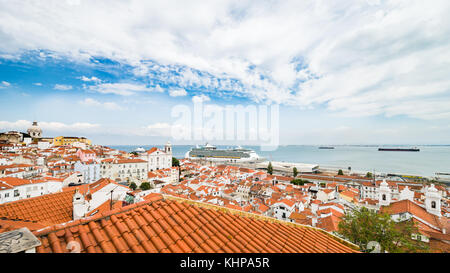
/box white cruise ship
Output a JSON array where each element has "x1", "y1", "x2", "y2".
[{"x1": 185, "y1": 143, "x2": 263, "y2": 163}]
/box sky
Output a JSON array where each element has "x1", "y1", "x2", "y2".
[{"x1": 1, "y1": 0, "x2": 450, "y2": 146}]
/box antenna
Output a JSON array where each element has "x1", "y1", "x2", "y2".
[{"x1": 109, "y1": 185, "x2": 119, "y2": 210}]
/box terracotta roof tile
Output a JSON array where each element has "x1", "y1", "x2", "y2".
[
  {"x1": 0, "y1": 190, "x2": 75, "y2": 225},
  {"x1": 32, "y1": 196, "x2": 359, "y2": 253}
]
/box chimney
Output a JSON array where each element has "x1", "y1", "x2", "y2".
[{"x1": 73, "y1": 189, "x2": 89, "y2": 220}]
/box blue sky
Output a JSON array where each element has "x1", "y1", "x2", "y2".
[{"x1": 1, "y1": 0, "x2": 450, "y2": 145}]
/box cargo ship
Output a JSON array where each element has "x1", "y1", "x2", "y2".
[
  {"x1": 378, "y1": 147, "x2": 420, "y2": 152},
  {"x1": 319, "y1": 146, "x2": 334, "y2": 149},
  {"x1": 185, "y1": 143, "x2": 263, "y2": 162}
]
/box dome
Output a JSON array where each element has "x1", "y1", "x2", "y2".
[{"x1": 27, "y1": 121, "x2": 42, "y2": 138}]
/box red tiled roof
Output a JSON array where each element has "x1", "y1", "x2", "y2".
[
  {"x1": 381, "y1": 200, "x2": 442, "y2": 230},
  {"x1": 0, "y1": 190, "x2": 75, "y2": 225},
  {"x1": 33, "y1": 195, "x2": 359, "y2": 253},
  {"x1": 0, "y1": 218, "x2": 47, "y2": 233},
  {"x1": 316, "y1": 215, "x2": 342, "y2": 233}
]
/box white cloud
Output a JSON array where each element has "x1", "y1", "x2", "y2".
[
  {"x1": 0, "y1": 120, "x2": 99, "y2": 133},
  {"x1": 33, "y1": 82, "x2": 42, "y2": 86},
  {"x1": 192, "y1": 94, "x2": 210, "y2": 103},
  {"x1": 79, "y1": 98, "x2": 124, "y2": 110},
  {"x1": 88, "y1": 82, "x2": 160, "y2": 96},
  {"x1": 0, "y1": 120, "x2": 30, "y2": 130},
  {"x1": 54, "y1": 84, "x2": 73, "y2": 90},
  {"x1": 80, "y1": 76, "x2": 101, "y2": 83},
  {"x1": 1, "y1": 81, "x2": 10, "y2": 88},
  {"x1": 169, "y1": 88, "x2": 187, "y2": 97},
  {"x1": 1, "y1": 1, "x2": 450, "y2": 119},
  {"x1": 141, "y1": 123, "x2": 173, "y2": 137}
]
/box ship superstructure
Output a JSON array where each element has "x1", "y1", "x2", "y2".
[{"x1": 185, "y1": 143, "x2": 262, "y2": 162}]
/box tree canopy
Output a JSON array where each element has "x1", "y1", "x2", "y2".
[
  {"x1": 293, "y1": 167, "x2": 298, "y2": 177},
  {"x1": 337, "y1": 207, "x2": 428, "y2": 253},
  {"x1": 338, "y1": 169, "x2": 344, "y2": 175},
  {"x1": 139, "y1": 182, "x2": 151, "y2": 191},
  {"x1": 129, "y1": 182, "x2": 137, "y2": 190},
  {"x1": 290, "y1": 179, "x2": 311, "y2": 186},
  {"x1": 267, "y1": 162, "x2": 273, "y2": 175},
  {"x1": 172, "y1": 157, "x2": 180, "y2": 167}
]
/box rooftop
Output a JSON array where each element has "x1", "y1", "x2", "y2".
[{"x1": 33, "y1": 194, "x2": 360, "y2": 253}]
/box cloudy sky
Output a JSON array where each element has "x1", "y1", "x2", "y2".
[{"x1": 1, "y1": 0, "x2": 450, "y2": 145}]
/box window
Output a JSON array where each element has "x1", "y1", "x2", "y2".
[
  {"x1": 431, "y1": 201, "x2": 436, "y2": 209},
  {"x1": 382, "y1": 194, "x2": 386, "y2": 201},
  {"x1": 14, "y1": 190, "x2": 19, "y2": 197}
]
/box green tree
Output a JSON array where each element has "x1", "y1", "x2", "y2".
[
  {"x1": 130, "y1": 151, "x2": 139, "y2": 156},
  {"x1": 140, "y1": 182, "x2": 151, "y2": 191},
  {"x1": 129, "y1": 182, "x2": 137, "y2": 191},
  {"x1": 338, "y1": 169, "x2": 344, "y2": 175},
  {"x1": 338, "y1": 207, "x2": 428, "y2": 253},
  {"x1": 172, "y1": 157, "x2": 180, "y2": 167},
  {"x1": 291, "y1": 179, "x2": 309, "y2": 186},
  {"x1": 267, "y1": 162, "x2": 273, "y2": 175},
  {"x1": 293, "y1": 167, "x2": 298, "y2": 177},
  {"x1": 366, "y1": 172, "x2": 373, "y2": 178}
]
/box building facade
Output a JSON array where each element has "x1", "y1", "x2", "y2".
[{"x1": 139, "y1": 142, "x2": 172, "y2": 171}]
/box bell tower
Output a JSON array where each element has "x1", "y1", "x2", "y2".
[
  {"x1": 164, "y1": 141, "x2": 172, "y2": 155},
  {"x1": 425, "y1": 184, "x2": 441, "y2": 217},
  {"x1": 378, "y1": 179, "x2": 391, "y2": 207}
]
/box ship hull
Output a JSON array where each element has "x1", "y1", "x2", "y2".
[{"x1": 378, "y1": 148, "x2": 420, "y2": 152}]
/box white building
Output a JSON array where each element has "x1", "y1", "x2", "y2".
[
  {"x1": 0, "y1": 177, "x2": 62, "y2": 204},
  {"x1": 101, "y1": 158, "x2": 148, "y2": 184},
  {"x1": 139, "y1": 142, "x2": 172, "y2": 171},
  {"x1": 74, "y1": 161, "x2": 100, "y2": 184},
  {"x1": 147, "y1": 167, "x2": 179, "y2": 186},
  {"x1": 316, "y1": 189, "x2": 336, "y2": 202},
  {"x1": 72, "y1": 178, "x2": 130, "y2": 220},
  {"x1": 272, "y1": 199, "x2": 297, "y2": 221}
]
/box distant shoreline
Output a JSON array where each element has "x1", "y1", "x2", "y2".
[{"x1": 108, "y1": 144, "x2": 450, "y2": 178}]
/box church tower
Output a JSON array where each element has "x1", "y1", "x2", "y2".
[
  {"x1": 164, "y1": 141, "x2": 172, "y2": 155},
  {"x1": 425, "y1": 184, "x2": 441, "y2": 217},
  {"x1": 378, "y1": 179, "x2": 391, "y2": 207}
]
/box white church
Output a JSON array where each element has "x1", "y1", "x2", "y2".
[{"x1": 138, "y1": 141, "x2": 173, "y2": 171}]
